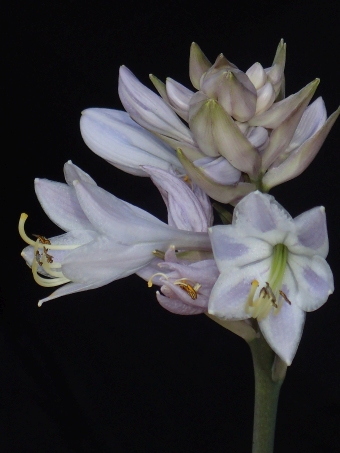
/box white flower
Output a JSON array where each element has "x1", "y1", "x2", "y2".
[{"x1": 208, "y1": 191, "x2": 334, "y2": 365}]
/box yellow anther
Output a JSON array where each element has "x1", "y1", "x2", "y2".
[
  {"x1": 147, "y1": 273, "x2": 201, "y2": 300},
  {"x1": 175, "y1": 281, "x2": 201, "y2": 300},
  {"x1": 246, "y1": 279, "x2": 291, "y2": 321}
]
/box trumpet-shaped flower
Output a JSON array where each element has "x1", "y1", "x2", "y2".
[
  {"x1": 208, "y1": 191, "x2": 334, "y2": 365},
  {"x1": 19, "y1": 162, "x2": 211, "y2": 305},
  {"x1": 112, "y1": 41, "x2": 339, "y2": 203}
]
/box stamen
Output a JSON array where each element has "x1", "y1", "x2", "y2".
[
  {"x1": 246, "y1": 280, "x2": 259, "y2": 312},
  {"x1": 35, "y1": 250, "x2": 43, "y2": 266},
  {"x1": 147, "y1": 272, "x2": 168, "y2": 287},
  {"x1": 31, "y1": 255, "x2": 70, "y2": 287},
  {"x1": 245, "y1": 244, "x2": 292, "y2": 321},
  {"x1": 152, "y1": 250, "x2": 165, "y2": 259},
  {"x1": 19, "y1": 213, "x2": 78, "y2": 250},
  {"x1": 147, "y1": 273, "x2": 201, "y2": 300},
  {"x1": 32, "y1": 234, "x2": 51, "y2": 245},
  {"x1": 279, "y1": 290, "x2": 291, "y2": 305},
  {"x1": 265, "y1": 283, "x2": 277, "y2": 308},
  {"x1": 175, "y1": 281, "x2": 201, "y2": 300}
]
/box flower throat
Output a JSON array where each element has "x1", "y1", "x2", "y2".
[{"x1": 246, "y1": 243, "x2": 291, "y2": 321}]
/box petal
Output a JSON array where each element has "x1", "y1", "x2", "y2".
[
  {"x1": 255, "y1": 81, "x2": 276, "y2": 115},
  {"x1": 263, "y1": 106, "x2": 340, "y2": 189},
  {"x1": 209, "y1": 225, "x2": 272, "y2": 272},
  {"x1": 34, "y1": 178, "x2": 93, "y2": 232},
  {"x1": 189, "y1": 94, "x2": 261, "y2": 176},
  {"x1": 191, "y1": 184, "x2": 214, "y2": 227},
  {"x1": 246, "y1": 127, "x2": 269, "y2": 153},
  {"x1": 154, "y1": 135, "x2": 205, "y2": 161},
  {"x1": 166, "y1": 78, "x2": 194, "y2": 120},
  {"x1": 265, "y1": 39, "x2": 286, "y2": 96},
  {"x1": 73, "y1": 179, "x2": 166, "y2": 238},
  {"x1": 142, "y1": 166, "x2": 211, "y2": 232},
  {"x1": 80, "y1": 108, "x2": 182, "y2": 175},
  {"x1": 259, "y1": 301, "x2": 305, "y2": 366},
  {"x1": 209, "y1": 266, "x2": 268, "y2": 320},
  {"x1": 149, "y1": 74, "x2": 191, "y2": 122},
  {"x1": 158, "y1": 259, "x2": 219, "y2": 286},
  {"x1": 73, "y1": 180, "x2": 212, "y2": 250},
  {"x1": 284, "y1": 97, "x2": 327, "y2": 153},
  {"x1": 233, "y1": 191, "x2": 293, "y2": 243},
  {"x1": 289, "y1": 206, "x2": 329, "y2": 258},
  {"x1": 193, "y1": 156, "x2": 241, "y2": 185},
  {"x1": 156, "y1": 291, "x2": 205, "y2": 315},
  {"x1": 287, "y1": 254, "x2": 334, "y2": 311},
  {"x1": 118, "y1": 66, "x2": 193, "y2": 144},
  {"x1": 246, "y1": 62, "x2": 267, "y2": 90},
  {"x1": 177, "y1": 149, "x2": 256, "y2": 204},
  {"x1": 62, "y1": 236, "x2": 163, "y2": 283},
  {"x1": 38, "y1": 278, "x2": 114, "y2": 305},
  {"x1": 64, "y1": 161, "x2": 97, "y2": 186},
  {"x1": 261, "y1": 86, "x2": 322, "y2": 170},
  {"x1": 214, "y1": 70, "x2": 257, "y2": 122},
  {"x1": 249, "y1": 79, "x2": 319, "y2": 128},
  {"x1": 189, "y1": 42, "x2": 212, "y2": 90}
]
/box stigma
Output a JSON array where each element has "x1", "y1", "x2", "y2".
[{"x1": 19, "y1": 213, "x2": 79, "y2": 296}]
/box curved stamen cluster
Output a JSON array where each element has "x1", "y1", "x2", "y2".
[
  {"x1": 245, "y1": 243, "x2": 290, "y2": 320},
  {"x1": 148, "y1": 272, "x2": 202, "y2": 300},
  {"x1": 18, "y1": 213, "x2": 80, "y2": 297}
]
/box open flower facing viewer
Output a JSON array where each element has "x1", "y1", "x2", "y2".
[{"x1": 208, "y1": 191, "x2": 333, "y2": 365}]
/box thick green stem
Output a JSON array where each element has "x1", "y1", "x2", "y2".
[{"x1": 248, "y1": 335, "x2": 286, "y2": 453}]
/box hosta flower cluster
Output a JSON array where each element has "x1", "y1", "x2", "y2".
[
  {"x1": 81, "y1": 40, "x2": 339, "y2": 204},
  {"x1": 20, "y1": 41, "x2": 337, "y2": 365}
]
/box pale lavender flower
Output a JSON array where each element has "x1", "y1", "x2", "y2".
[
  {"x1": 137, "y1": 245, "x2": 219, "y2": 315},
  {"x1": 208, "y1": 191, "x2": 334, "y2": 365},
  {"x1": 19, "y1": 162, "x2": 211, "y2": 305},
  {"x1": 135, "y1": 165, "x2": 216, "y2": 313}
]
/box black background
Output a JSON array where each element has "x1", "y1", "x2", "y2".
[{"x1": 3, "y1": 1, "x2": 340, "y2": 452}]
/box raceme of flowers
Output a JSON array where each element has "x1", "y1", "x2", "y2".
[{"x1": 19, "y1": 41, "x2": 337, "y2": 365}]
